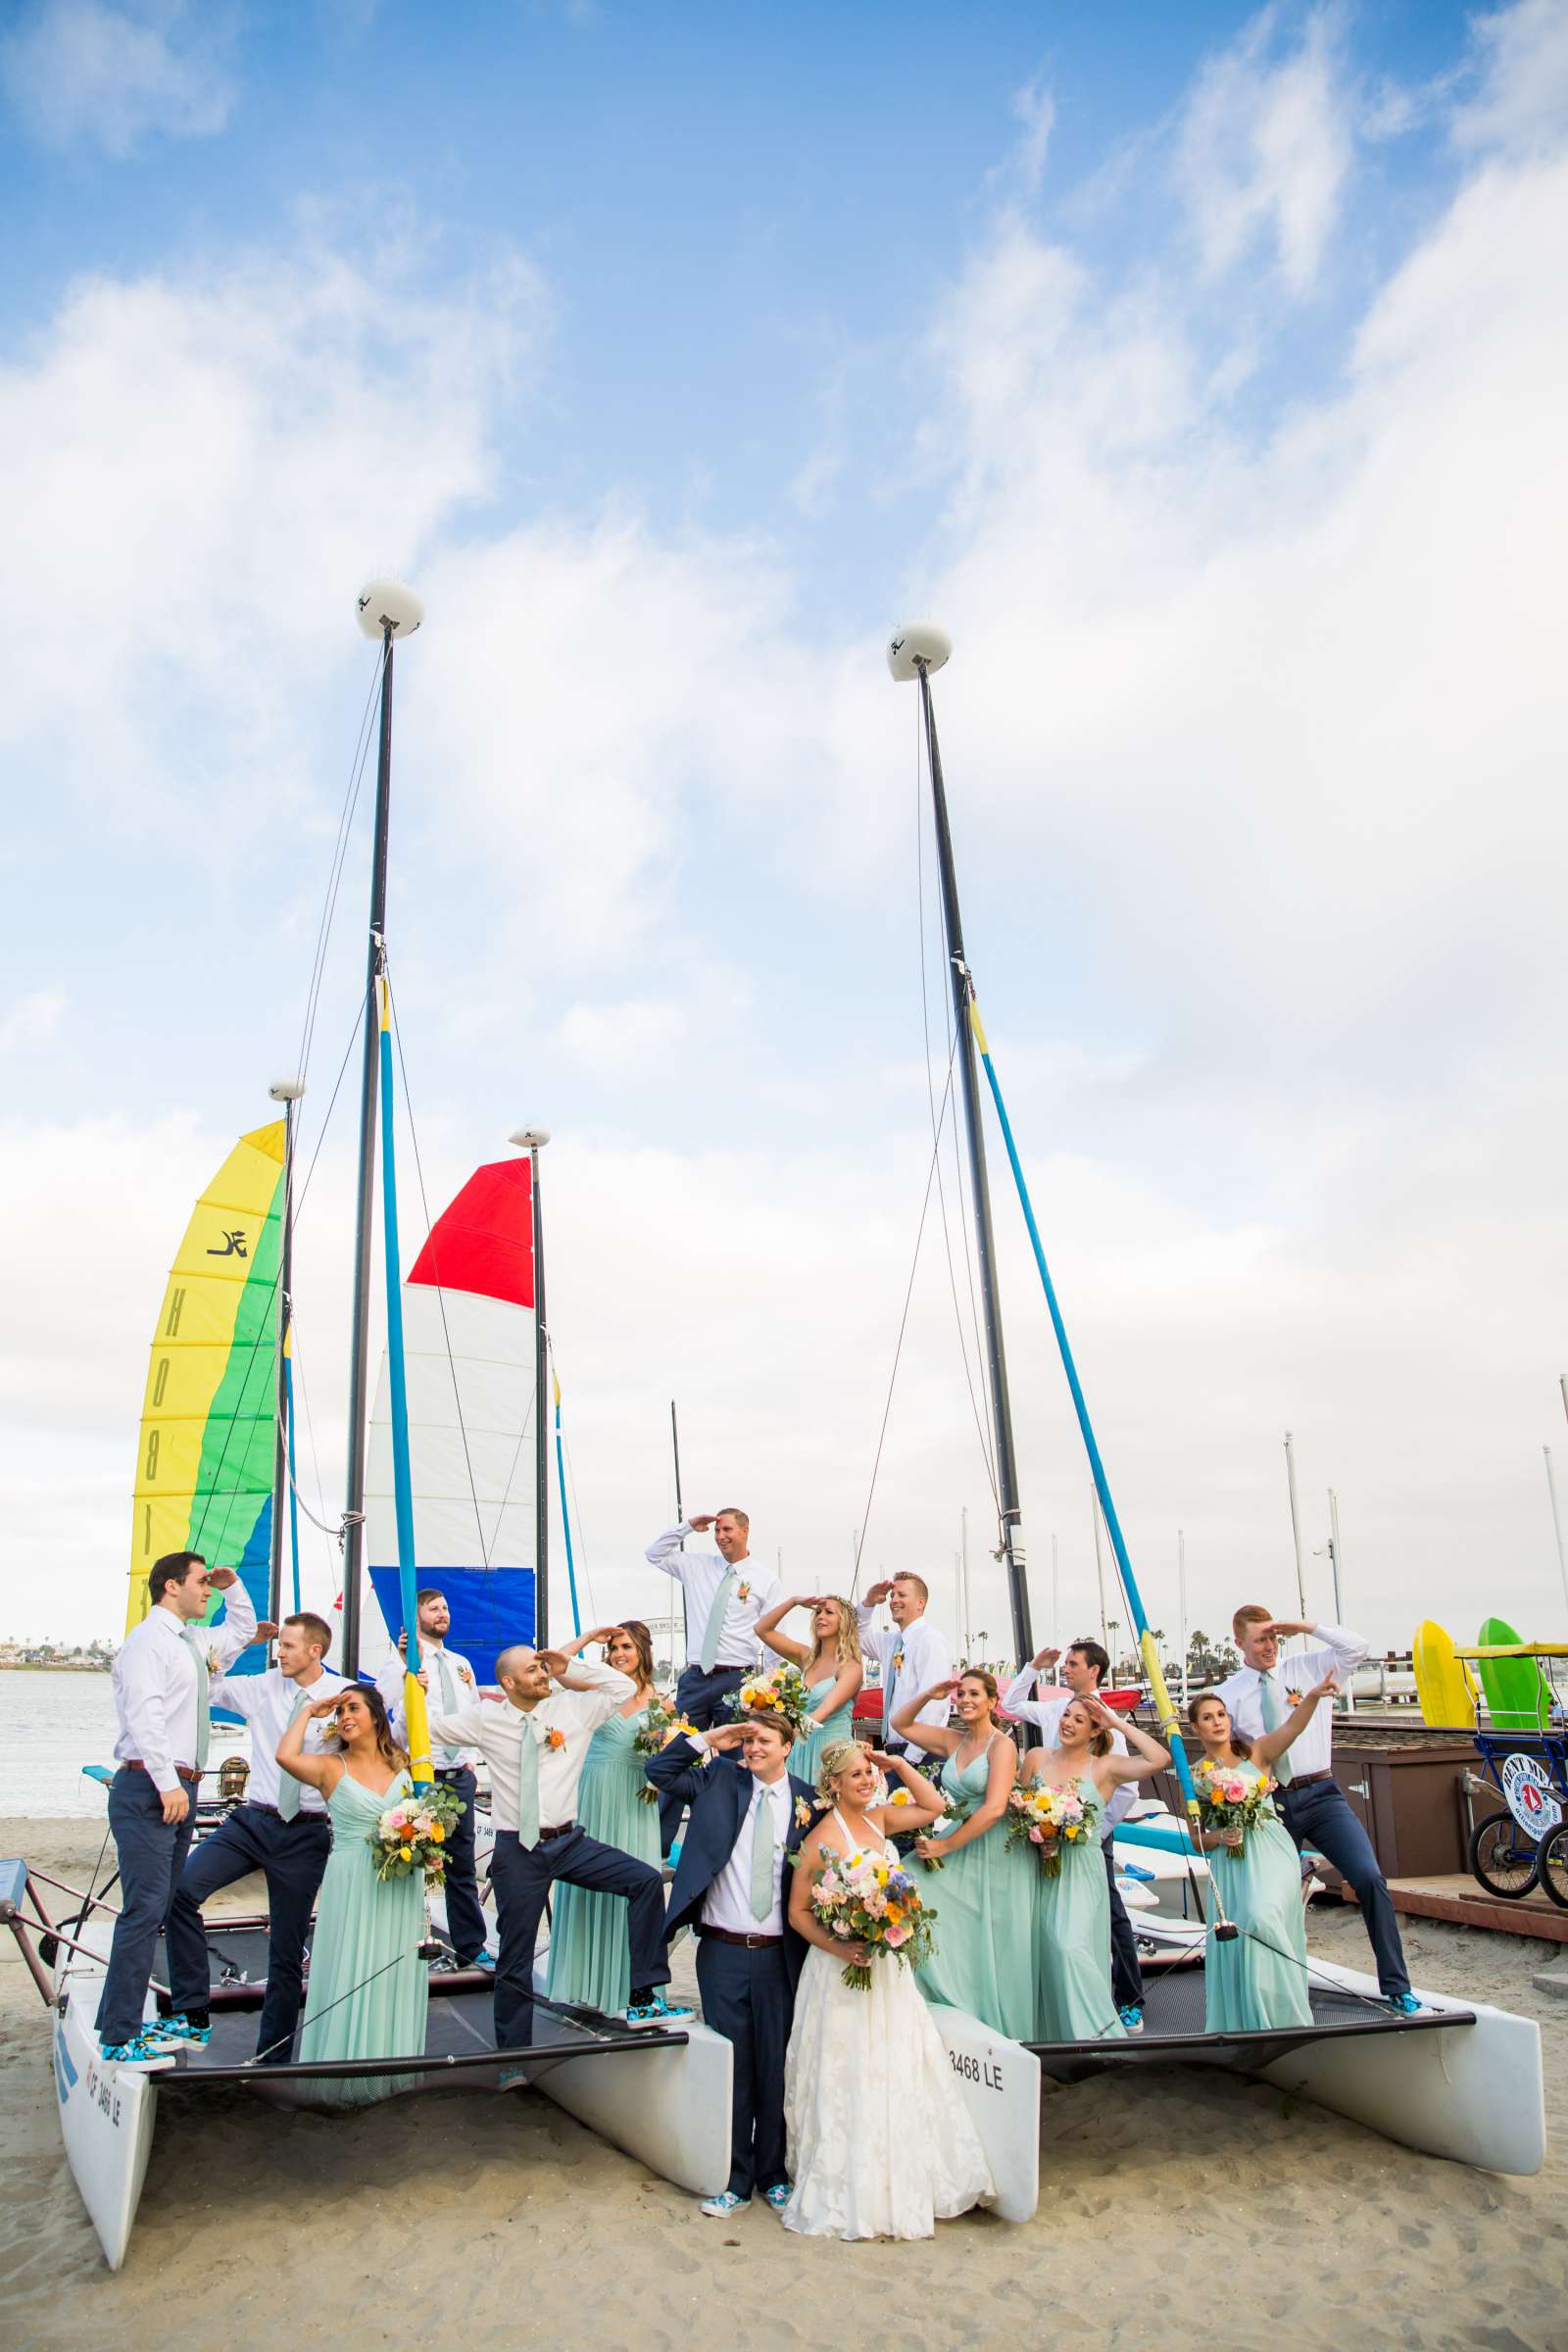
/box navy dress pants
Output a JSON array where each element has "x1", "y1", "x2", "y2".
[
  {"x1": 434, "y1": 1766, "x2": 487, "y2": 1963},
  {"x1": 169, "y1": 1803, "x2": 332, "y2": 2061},
  {"x1": 95, "y1": 1767, "x2": 198, "y2": 2048},
  {"x1": 695, "y1": 1935, "x2": 793, "y2": 2200},
  {"x1": 1102, "y1": 1841, "x2": 1146, "y2": 2014},
  {"x1": 1280, "y1": 1777, "x2": 1411, "y2": 1998},
  {"x1": 659, "y1": 1665, "x2": 747, "y2": 1856},
  {"x1": 490, "y1": 1826, "x2": 668, "y2": 2048}
]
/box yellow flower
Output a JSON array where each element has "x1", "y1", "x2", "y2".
[
  {"x1": 429, "y1": 1825, "x2": 446, "y2": 1842},
  {"x1": 399, "y1": 1844, "x2": 414, "y2": 1862}
]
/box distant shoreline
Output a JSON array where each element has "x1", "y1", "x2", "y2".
[{"x1": 0, "y1": 1662, "x2": 111, "y2": 1674}]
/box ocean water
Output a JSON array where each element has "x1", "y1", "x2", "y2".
[{"x1": 1, "y1": 1671, "x2": 123, "y2": 1817}]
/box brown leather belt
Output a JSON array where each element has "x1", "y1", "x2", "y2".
[
  {"x1": 123, "y1": 1760, "x2": 198, "y2": 1781},
  {"x1": 1280, "y1": 1770, "x2": 1333, "y2": 1788},
  {"x1": 701, "y1": 1925, "x2": 783, "y2": 1948},
  {"x1": 499, "y1": 1822, "x2": 574, "y2": 1843}
]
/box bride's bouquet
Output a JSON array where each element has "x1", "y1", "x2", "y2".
[
  {"x1": 1005, "y1": 1781, "x2": 1098, "y2": 1877},
  {"x1": 722, "y1": 1660, "x2": 813, "y2": 1736},
  {"x1": 632, "y1": 1691, "x2": 705, "y2": 1802},
  {"x1": 368, "y1": 1783, "x2": 466, "y2": 1886},
  {"x1": 1195, "y1": 1761, "x2": 1275, "y2": 1861},
  {"x1": 807, "y1": 1847, "x2": 935, "y2": 1990}
]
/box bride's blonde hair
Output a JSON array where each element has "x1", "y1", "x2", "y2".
[{"x1": 815, "y1": 1738, "x2": 863, "y2": 1802}]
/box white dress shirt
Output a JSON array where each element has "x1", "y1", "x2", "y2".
[
  {"x1": 694, "y1": 1763, "x2": 793, "y2": 1936},
  {"x1": 1213, "y1": 1623, "x2": 1368, "y2": 1780},
  {"x1": 209, "y1": 1662, "x2": 344, "y2": 1812},
  {"x1": 375, "y1": 1641, "x2": 481, "y2": 1768},
  {"x1": 426, "y1": 1656, "x2": 634, "y2": 1840},
  {"x1": 856, "y1": 1606, "x2": 954, "y2": 1751},
  {"x1": 646, "y1": 1524, "x2": 781, "y2": 1669},
  {"x1": 112, "y1": 1584, "x2": 258, "y2": 1793},
  {"x1": 1001, "y1": 1677, "x2": 1135, "y2": 1835}
]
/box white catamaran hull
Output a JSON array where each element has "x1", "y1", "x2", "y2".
[
  {"x1": 1137, "y1": 1919, "x2": 1545, "y2": 2177},
  {"x1": 531, "y1": 1956, "x2": 732, "y2": 2196},
  {"x1": 54, "y1": 1973, "x2": 165, "y2": 2272},
  {"x1": 928, "y1": 2003, "x2": 1041, "y2": 2224}
]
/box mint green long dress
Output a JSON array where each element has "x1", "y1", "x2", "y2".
[
  {"x1": 1035, "y1": 1775, "x2": 1126, "y2": 2044},
  {"x1": 1203, "y1": 1763, "x2": 1312, "y2": 2034},
  {"x1": 915, "y1": 1740, "x2": 1037, "y2": 2040},
  {"x1": 796, "y1": 1674, "x2": 856, "y2": 1788},
  {"x1": 545, "y1": 1705, "x2": 658, "y2": 2017},
  {"x1": 298, "y1": 1768, "x2": 428, "y2": 2105}
]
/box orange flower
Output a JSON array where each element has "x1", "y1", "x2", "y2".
[{"x1": 545, "y1": 1727, "x2": 566, "y2": 1751}]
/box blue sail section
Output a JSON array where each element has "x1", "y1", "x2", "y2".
[
  {"x1": 368, "y1": 1565, "x2": 536, "y2": 1687},
  {"x1": 211, "y1": 1494, "x2": 273, "y2": 1723}
]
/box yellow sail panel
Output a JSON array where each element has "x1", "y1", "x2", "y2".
[{"x1": 126, "y1": 1121, "x2": 286, "y2": 1633}]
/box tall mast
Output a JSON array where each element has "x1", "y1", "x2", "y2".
[
  {"x1": 267, "y1": 1076, "x2": 305, "y2": 1649},
  {"x1": 512, "y1": 1127, "x2": 551, "y2": 1650},
  {"x1": 341, "y1": 580, "x2": 423, "y2": 1675},
  {"x1": 889, "y1": 624, "x2": 1033, "y2": 1663}
]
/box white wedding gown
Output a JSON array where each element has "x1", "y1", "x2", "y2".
[{"x1": 781, "y1": 1811, "x2": 995, "y2": 2240}]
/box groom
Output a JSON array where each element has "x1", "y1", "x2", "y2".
[{"x1": 645, "y1": 1713, "x2": 819, "y2": 2219}]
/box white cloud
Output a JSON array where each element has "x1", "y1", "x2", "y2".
[
  {"x1": 1172, "y1": 5, "x2": 1352, "y2": 295},
  {"x1": 0, "y1": 989, "x2": 66, "y2": 1052},
  {"x1": 1, "y1": 0, "x2": 236, "y2": 158},
  {"x1": 1455, "y1": 0, "x2": 1568, "y2": 156}
]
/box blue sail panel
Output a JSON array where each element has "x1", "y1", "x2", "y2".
[{"x1": 368, "y1": 1565, "x2": 536, "y2": 1688}]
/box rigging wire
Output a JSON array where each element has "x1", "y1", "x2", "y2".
[
  {"x1": 293, "y1": 640, "x2": 384, "y2": 1098},
  {"x1": 548, "y1": 1335, "x2": 600, "y2": 1627}
]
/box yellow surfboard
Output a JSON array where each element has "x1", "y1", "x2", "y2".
[{"x1": 1414, "y1": 1619, "x2": 1478, "y2": 1729}]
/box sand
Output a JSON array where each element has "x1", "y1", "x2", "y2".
[{"x1": 2, "y1": 1818, "x2": 1564, "y2": 2352}]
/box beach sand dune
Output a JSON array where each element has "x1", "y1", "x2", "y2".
[{"x1": 2, "y1": 1822, "x2": 1563, "y2": 2351}]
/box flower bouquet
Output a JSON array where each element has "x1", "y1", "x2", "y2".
[
  {"x1": 1005, "y1": 1780, "x2": 1098, "y2": 1876},
  {"x1": 368, "y1": 1783, "x2": 466, "y2": 1885},
  {"x1": 808, "y1": 1846, "x2": 935, "y2": 1989},
  {"x1": 912, "y1": 1796, "x2": 968, "y2": 1871},
  {"x1": 632, "y1": 1692, "x2": 705, "y2": 1801},
  {"x1": 722, "y1": 1659, "x2": 813, "y2": 1736},
  {"x1": 1195, "y1": 1761, "x2": 1276, "y2": 1860}
]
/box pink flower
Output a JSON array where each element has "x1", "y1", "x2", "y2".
[
  {"x1": 831, "y1": 1919, "x2": 853, "y2": 1938},
  {"x1": 1028, "y1": 1827, "x2": 1044, "y2": 1843},
  {"x1": 884, "y1": 1925, "x2": 909, "y2": 1947}
]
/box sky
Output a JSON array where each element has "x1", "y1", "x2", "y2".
[{"x1": 1, "y1": 0, "x2": 1565, "y2": 1660}]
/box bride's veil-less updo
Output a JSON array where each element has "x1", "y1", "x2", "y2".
[{"x1": 815, "y1": 1738, "x2": 863, "y2": 1803}]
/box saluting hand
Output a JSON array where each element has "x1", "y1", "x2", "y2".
[
  {"x1": 688, "y1": 1513, "x2": 716, "y2": 1533},
  {"x1": 207, "y1": 1566, "x2": 240, "y2": 1591},
  {"x1": 862, "y1": 1580, "x2": 893, "y2": 1607}
]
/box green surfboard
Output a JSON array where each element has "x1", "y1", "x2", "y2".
[{"x1": 1477, "y1": 1616, "x2": 1553, "y2": 1732}]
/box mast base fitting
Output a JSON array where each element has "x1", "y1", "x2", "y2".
[
  {"x1": 886, "y1": 622, "x2": 952, "y2": 681},
  {"x1": 1214, "y1": 1922, "x2": 1241, "y2": 1941}
]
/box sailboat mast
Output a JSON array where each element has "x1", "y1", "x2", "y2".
[
  {"x1": 267, "y1": 1077, "x2": 304, "y2": 1646},
  {"x1": 342, "y1": 582, "x2": 423, "y2": 1675},
  {"x1": 512, "y1": 1127, "x2": 552, "y2": 1650},
  {"x1": 896, "y1": 628, "x2": 1033, "y2": 1663}
]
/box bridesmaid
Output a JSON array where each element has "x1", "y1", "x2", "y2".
[
  {"x1": 1188, "y1": 1673, "x2": 1340, "y2": 2033},
  {"x1": 892, "y1": 1669, "x2": 1036, "y2": 2040},
  {"x1": 545, "y1": 1622, "x2": 662, "y2": 2018},
  {"x1": 279, "y1": 1683, "x2": 428, "y2": 2105},
  {"x1": 753, "y1": 1592, "x2": 863, "y2": 1786},
  {"x1": 1022, "y1": 1693, "x2": 1168, "y2": 2043}
]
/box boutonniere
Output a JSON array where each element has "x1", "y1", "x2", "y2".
[
  {"x1": 737, "y1": 1580, "x2": 752, "y2": 1601},
  {"x1": 892, "y1": 1648, "x2": 905, "y2": 1672},
  {"x1": 1286, "y1": 1688, "x2": 1302, "y2": 1707},
  {"x1": 794, "y1": 1796, "x2": 815, "y2": 1829},
  {"x1": 205, "y1": 1646, "x2": 221, "y2": 1676},
  {"x1": 458, "y1": 1664, "x2": 474, "y2": 1686},
  {"x1": 542, "y1": 1726, "x2": 566, "y2": 1751}
]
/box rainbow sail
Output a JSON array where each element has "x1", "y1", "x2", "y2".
[{"x1": 126, "y1": 1121, "x2": 285, "y2": 1674}]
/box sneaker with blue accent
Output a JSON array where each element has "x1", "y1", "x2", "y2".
[
  {"x1": 154, "y1": 2013, "x2": 212, "y2": 2047},
  {"x1": 762, "y1": 2181, "x2": 792, "y2": 2212},
  {"x1": 100, "y1": 2035, "x2": 177, "y2": 2068},
  {"x1": 623, "y1": 1994, "x2": 695, "y2": 2030},
  {"x1": 1118, "y1": 2004, "x2": 1145, "y2": 2034},
  {"x1": 470, "y1": 1945, "x2": 499, "y2": 1973},
  {"x1": 1385, "y1": 1991, "x2": 1424, "y2": 2016},
  {"x1": 700, "y1": 2189, "x2": 751, "y2": 2218}
]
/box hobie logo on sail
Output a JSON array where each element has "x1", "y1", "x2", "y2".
[{"x1": 206, "y1": 1228, "x2": 249, "y2": 1258}]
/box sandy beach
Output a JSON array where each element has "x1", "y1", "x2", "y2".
[{"x1": 3, "y1": 1818, "x2": 1564, "y2": 2352}]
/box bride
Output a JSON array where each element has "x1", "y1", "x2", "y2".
[{"x1": 781, "y1": 1738, "x2": 995, "y2": 2240}]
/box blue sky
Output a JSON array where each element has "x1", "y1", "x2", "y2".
[{"x1": 3, "y1": 0, "x2": 1566, "y2": 1650}]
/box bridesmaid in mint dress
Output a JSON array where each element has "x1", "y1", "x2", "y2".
[
  {"x1": 277, "y1": 1683, "x2": 429, "y2": 2106},
  {"x1": 1187, "y1": 1676, "x2": 1339, "y2": 2034},
  {"x1": 1022, "y1": 1693, "x2": 1169, "y2": 2042},
  {"x1": 546, "y1": 1622, "x2": 662, "y2": 2017},
  {"x1": 753, "y1": 1593, "x2": 864, "y2": 1787},
  {"x1": 893, "y1": 1669, "x2": 1036, "y2": 2041}
]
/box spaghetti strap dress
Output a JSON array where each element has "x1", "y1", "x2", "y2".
[
  {"x1": 782, "y1": 1810, "x2": 993, "y2": 2240},
  {"x1": 546, "y1": 1705, "x2": 659, "y2": 2016},
  {"x1": 914, "y1": 1740, "x2": 1037, "y2": 2039},
  {"x1": 1203, "y1": 1763, "x2": 1313, "y2": 2034},
  {"x1": 1034, "y1": 1775, "x2": 1127, "y2": 2043},
  {"x1": 297, "y1": 1768, "x2": 429, "y2": 2105},
  {"x1": 796, "y1": 1676, "x2": 856, "y2": 1788}
]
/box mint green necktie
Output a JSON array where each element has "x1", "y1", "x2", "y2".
[
  {"x1": 433, "y1": 1648, "x2": 459, "y2": 1765},
  {"x1": 1258, "y1": 1669, "x2": 1293, "y2": 1783},
  {"x1": 181, "y1": 1628, "x2": 211, "y2": 1773},
  {"x1": 883, "y1": 1646, "x2": 901, "y2": 1738},
  {"x1": 750, "y1": 1788, "x2": 776, "y2": 1923},
  {"x1": 276, "y1": 1690, "x2": 314, "y2": 1820},
  {"x1": 699, "y1": 1568, "x2": 738, "y2": 1674},
  {"x1": 517, "y1": 1718, "x2": 541, "y2": 1847}
]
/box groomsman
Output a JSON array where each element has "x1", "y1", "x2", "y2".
[
  {"x1": 857, "y1": 1577, "x2": 954, "y2": 1758},
  {"x1": 95, "y1": 1553, "x2": 260, "y2": 2063},
  {"x1": 1215, "y1": 1606, "x2": 1419, "y2": 2012},
  {"x1": 166, "y1": 1611, "x2": 341, "y2": 2062},
  {"x1": 1003, "y1": 1636, "x2": 1146, "y2": 2030},
  {"x1": 645, "y1": 1713, "x2": 819, "y2": 2218},
  {"x1": 424, "y1": 1637, "x2": 688, "y2": 2052},
  {"x1": 647, "y1": 1510, "x2": 780, "y2": 1855},
  {"x1": 374, "y1": 1587, "x2": 491, "y2": 1968}
]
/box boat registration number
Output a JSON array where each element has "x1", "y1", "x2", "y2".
[{"x1": 948, "y1": 2048, "x2": 1004, "y2": 2091}]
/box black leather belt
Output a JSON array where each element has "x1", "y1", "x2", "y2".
[
  {"x1": 245, "y1": 1802, "x2": 327, "y2": 1823},
  {"x1": 500, "y1": 1821, "x2": 574, "y2": 1843},
  {"x1": 123, "y1": 1760, "x2": 197, "y2": 1781},
  {"x1": 1280, "y1": 1770, "x2": 1334, "y2": 1788},
  {"x1": 701, "y1": 1925, "x2": 783, "y2": 1948}
]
